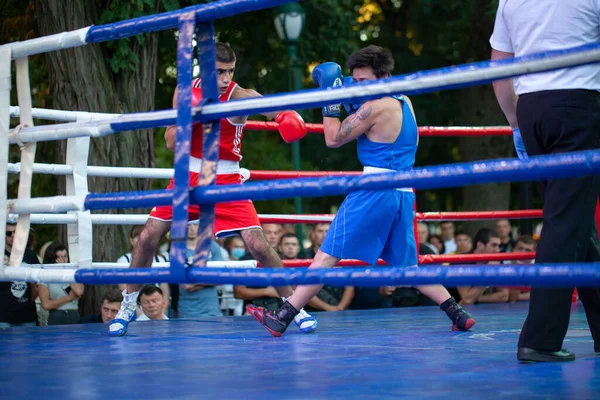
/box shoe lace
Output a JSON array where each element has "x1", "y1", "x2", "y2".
[
  {"x1": 115, "y1": 297, "x2": 137, "y2": 320},
  {"x1": 295, "y1": 308, "x2": 312, "y2": 322}
]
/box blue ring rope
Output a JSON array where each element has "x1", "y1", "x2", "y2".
[
  {"x1": 84, "y1": 150, "x2": 600, "y2": 210},
  {"x1": 73, "y1": 264, "x2": 600, "y2": 287}
]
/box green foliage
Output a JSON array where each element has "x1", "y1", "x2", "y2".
[{"x1": 99, "y1": 0, "x2": 182, "y2": 73}]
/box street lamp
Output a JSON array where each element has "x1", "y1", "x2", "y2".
[{"x1": 274, "y1": 3, "x2": 306, "y2": 240}]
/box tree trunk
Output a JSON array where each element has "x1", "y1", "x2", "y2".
[
  {"x1": 35, "y1": 0, "x2": 158, "y2": 315},
  {"x1": 455, "y1": 0, "x2": 513, "y2": 237},
  {"x1": 458, "y1": 86, "x2": 512, "y2": 237}
]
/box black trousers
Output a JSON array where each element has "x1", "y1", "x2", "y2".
[
  {"x1": 48, "y1": 309, "x2": 80, "y2": 325},
  {"x1": 516, "y1": 89, "x2": 600, "y2": 351}
]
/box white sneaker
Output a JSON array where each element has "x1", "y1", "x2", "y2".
[
  {"x1": 294, "y1": 307, "x2": 318, "y2": 333},
  {"x1": 108, "y1": 290, "x2": 138, "y2": 337}
]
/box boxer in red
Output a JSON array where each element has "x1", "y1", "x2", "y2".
[{"x1": 109, "y1": 42, "x2": 317, "y2": 336}]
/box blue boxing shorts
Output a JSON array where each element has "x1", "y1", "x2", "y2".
[{"x1": 320, "y1": 188, "x2": 418, "y2": 266}]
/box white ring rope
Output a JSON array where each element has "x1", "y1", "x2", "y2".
[
  {"x1": 7, "y1": 162, "x2": 175, "y2": 179},
  {"x1": 0, "y1": 260, "x2": 257, "y2": 284}
]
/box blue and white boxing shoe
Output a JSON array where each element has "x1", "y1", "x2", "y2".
[
  {"x1": 108, "y1": 290, "x2": 138, "y2": 337},
  {"x1": 294, "y1": 307, "x2": 318, "y2": 333}
]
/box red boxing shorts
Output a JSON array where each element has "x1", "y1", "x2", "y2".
[{"x1": 149, "y1": 171, "x2": 261, "y2": 238}]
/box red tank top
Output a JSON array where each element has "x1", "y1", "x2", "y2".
[{"x1": 190, "y1": 79, "x2": 244, "y2": 161}]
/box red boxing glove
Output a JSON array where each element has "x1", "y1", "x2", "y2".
[
  {"x1": 191, "y1": 86, "x2": 203, "y2": 106},
  {"x1": 276, "y1": 111, "x2": 307, "y2": 143}
]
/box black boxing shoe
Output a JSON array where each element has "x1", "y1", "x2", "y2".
[
  {"x1": 517, "y1": 347, "x2": 575, "y2": 362},
  {"x1": 440, "y1": 297, "x2": 476, "y2": 331},
  {"x1": 247, "y1": 301, "x2": 299, "y2": 337}
]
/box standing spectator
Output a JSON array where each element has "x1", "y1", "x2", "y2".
[
  {"x1": 80, "y1": 289, "x2": 123, "y2": 324},
  {"x1": 428, "y1": 234, "x2": 445, "y2": 256},
  {"x1": 440, "y1": 222, "x2": 457, "y2": 254},
  {"x1": 38, "y1": 242, "x2": 84, "y2": 325},
  {"x1": 117, "y1": 225, "x2": 170, "y2": 316},
  {"x1": 136, "y1": 285, "x2": 168, "y2": 321},
  {"x1": 454, "y1": 232, "x2": 473, "y2": 255},
  {"x1": 178, "y1": 224, "x2": 223, "y2": 318},
  {"x1": 496, "y1": 219, "x2": 516, "y2": 253},
  {"x1": 491, "y1": 0, "x2": 600, "y2": 362},
  {"x1": 452, "y1": 228, "x2": 506, "y2": 305},
  {"x1": 224, "y1": 235, "x2": 247, "y2": 260},
  {"x1": 277, "y1": 233, "x2": 301, "y2": 260},
  {"x1": 261, "y1": 223, "x2": 283, "y2": 250},
  {"x1": 304, "y1": 223, "x2": 331, "y2": 259},
  {"x1": 1, "y1": 223, "x2": 39, "y2": 328},
  {"x1": 508, "y1": 235, "x2": 537, "y2": 303},
  {"x1": 417, "y1": 222, "x2": 438, "y2": 254}
]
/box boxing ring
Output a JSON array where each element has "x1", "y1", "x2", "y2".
[{"x1": 2, "y1": 0, "x2": 600, "y2": 398}]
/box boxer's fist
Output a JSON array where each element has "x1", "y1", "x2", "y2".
[
  {"x1": 191, "y1": 86, "x2": 203, "y2": 106},
  {"x1": 342, "y1": 76, "x2": 363, "y2": 115},
  {"x1": 276, "y1": 111, "x2": 307, "y2": 143},
  {"x1": 512, "y1": 127, "x2": 528, "y2": 160},
  {"x1": 312, "y1": 62, "x2": 343, "y2": 118}
]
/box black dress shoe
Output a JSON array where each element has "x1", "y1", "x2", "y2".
[{"x1": 517, "y1": 347, "x2": 575, "y2": 362}]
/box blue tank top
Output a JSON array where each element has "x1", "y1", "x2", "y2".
[{"x1": 357, "y1": 95, "x2": 417, "y2": 171}]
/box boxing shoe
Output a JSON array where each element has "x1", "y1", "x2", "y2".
[
  {"x1": 247, "y1": 301, "x2": 299, "y2": 337},
  {"x1": 517, "y1": 347, "x2": 575, "y2": 362},
  {"x1": 108, "y1": 290, "x2": 138, "y2": 337},
  {"x1": 294, "y1": 307, "x2": 318, "y2": 333},
  {"x1": 440, "y1": 297, "x2": 476, "y2": 331}
]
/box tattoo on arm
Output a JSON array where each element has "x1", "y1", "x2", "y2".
[{"x1": 336, "y1": 105, "x2": 373, "y2": 141}]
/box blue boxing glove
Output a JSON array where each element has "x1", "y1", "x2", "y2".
[
  {"x1": 342, "y1": 76, "x2": 364, "y2": 115},
  {"x1": 512, "y1": 127, "x2": 528, "y2": 160},
  {"x1": 312, "y1": 62, "x2": 343, "y2": 118}
]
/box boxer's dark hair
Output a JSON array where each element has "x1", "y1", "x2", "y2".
[
  {"x1": 347, "y1": 45, "x2": 394, "y2": 78},
  {"x1": 216, "y1": 42, "x2": 236, "y2": 63}
]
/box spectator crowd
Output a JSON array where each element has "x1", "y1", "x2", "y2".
[{"x1": 1, "y1": 218, "x2": 538, "y2": 328}]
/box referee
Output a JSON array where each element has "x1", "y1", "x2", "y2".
[{"x1": 490, "y1": 0, "x2": 600, "y2": 362}]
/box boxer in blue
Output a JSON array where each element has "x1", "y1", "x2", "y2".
[{"x1": 248, "y1": 45, "x2": 475, "y2": 337}]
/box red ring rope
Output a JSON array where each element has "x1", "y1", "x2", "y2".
[
  {"x1": 262, "y1": 252, "x2": 535, "y2": 267},
  {"x1": 258, "y1": 210, "x2": 542, "y2": 224},
  {"x1": 244, "y1": 121, "x2": 512, "y2": 137}
]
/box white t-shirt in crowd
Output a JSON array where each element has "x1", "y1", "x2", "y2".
[
  {"x1": 444, "y1": 239, "x2": 457, "y2": 255},
  {"x1": 490, "y1": 0, "x2": 600, "y2": 95},
  {"x1": 137, "y1": 314, "x2": 168, "y2": 321}
]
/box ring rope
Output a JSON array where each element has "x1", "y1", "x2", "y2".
[{"x1": 3, "y1": 0, "x2": 599, "y2": 286}]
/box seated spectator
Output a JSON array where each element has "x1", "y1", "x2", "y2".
[
  {"x1": 304, "y1": 223, "x2": 330, "y2": 259},
  {"x1": 440, "y1": 221, "x2": 457, "y2": 254},
  {"x1": 79, "y1": 289, "x2": 123, "y2": 323},
  {"x1": 508, "y1": 235, "x2": 537, "y2": 302},
  {"x1": 350, "y1": 286, "x2": 391, "y2": 310},
  {"x1": 178, "y1": 225, "x2": 223, "y2": 318},
  {"x1": 136, "y1": 285, "x2": 168, "y2": 321},
  {"x1": 117, "y1": 225, "x2": 169, "y2": 316},
  {"x1": 417, "y1": 222, "x2": 438, "y2": 254},
  {"x1": 1, "y1": 223, "x2": 39, "y2": 328},
  {"x1": 37, "y1": 242, "x2": 84, "y2": 325},
  {"x1": 496, "y1": 219, "x2": 516, "y2": 252},
  {"x1": 385, "y1": 243, "x2": 438, "y2": 307},
  {"x1": 454, "y1": 232, "x2": 473, "y2": 254},
  {"x1": 451, "y1": 228, "x2": 507, "y2": 305},
  {"x1": 234, "y1": 231, "x2": 284, "y2": 313},
  {"x1": 428, "y1": 234, "x2": 445, "y2": 255}
]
